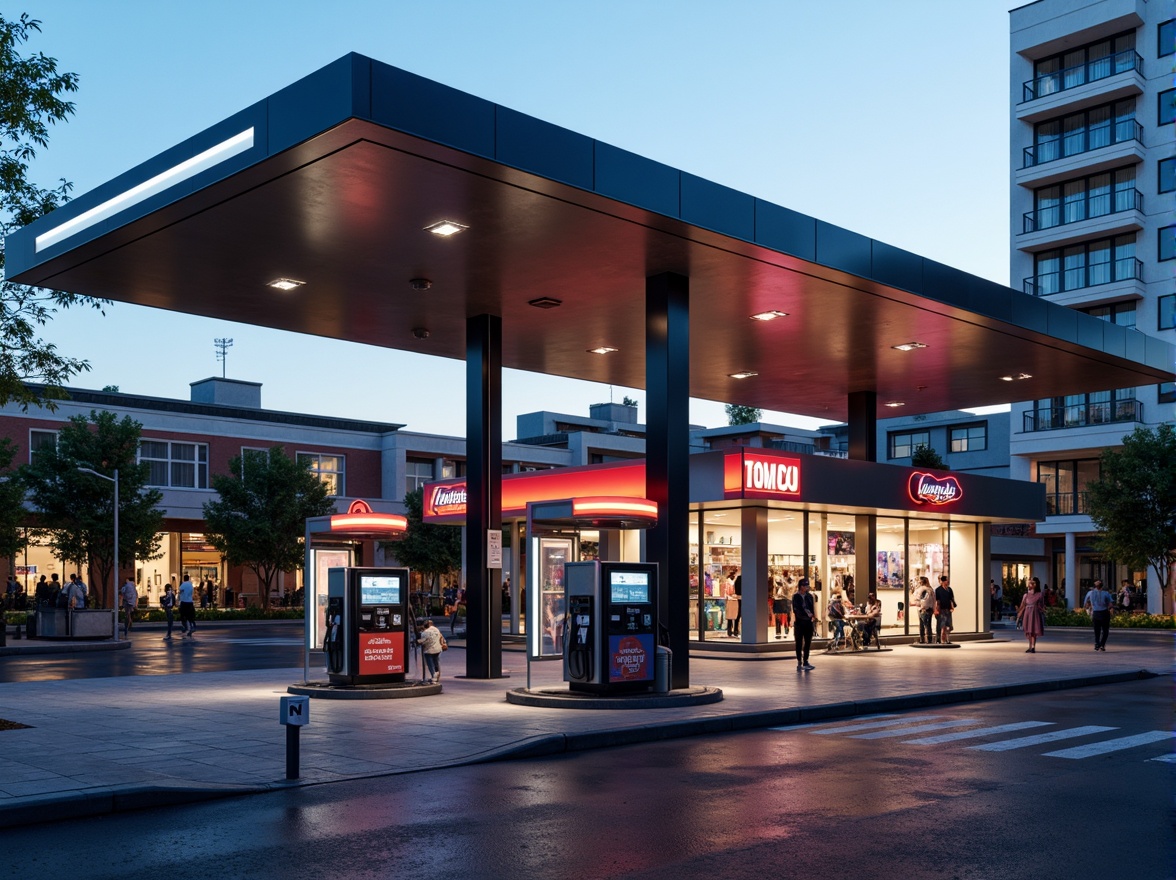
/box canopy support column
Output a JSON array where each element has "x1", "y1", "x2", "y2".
[{"x1": 848, "y1": 390, "x2": 878, "y2": 462}]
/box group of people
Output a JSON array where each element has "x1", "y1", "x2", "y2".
[{"x1": 910, "y1": 575, "x2": 958, "y2": 644}]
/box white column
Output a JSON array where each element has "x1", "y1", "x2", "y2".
[{"x1": 1064, "y1": 531, "x2": 1077, "y2": 609}]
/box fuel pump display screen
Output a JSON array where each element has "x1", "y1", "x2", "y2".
[
  {"x1": 360, "y1": 575, "x2": 401, "y2": 606},
  {"x1": 609, "y1": 571, "x2": 650, "y2": 604}
]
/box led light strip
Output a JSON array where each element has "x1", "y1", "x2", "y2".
[
  {"x1": 328, "y1": 513, "x2": 408, "y2": 533},
  {"x1": 571, "y1": 497, "x2": 658, "y2": 518},
  {"x1": 35, "y1": 128, "x2": 255, "y2": 252}
]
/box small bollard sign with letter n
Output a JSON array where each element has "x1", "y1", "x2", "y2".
[{"x1": 280, "y1": 695, "x2": 310, "y2": 726}]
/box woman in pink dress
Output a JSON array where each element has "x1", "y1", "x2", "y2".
[{"x1": 1017, "y1": 576, "x2": 1045, "y2": 653}]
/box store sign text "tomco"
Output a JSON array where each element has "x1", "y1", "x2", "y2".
[{"x1": 730, "y1": 452, "x2": 802, "y2": 498}]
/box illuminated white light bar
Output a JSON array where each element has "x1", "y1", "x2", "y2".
[
  {"x1": 426, "y1": 220, "x2": 467, "y2": 237},
  {"x1": 588, "y1": 346, "x2": 618, "y2": 355},
  {"x1": 35, "y1": 128, "x2": 255, "y2": 252},
  {"x1": 729, "y1": 370, "x2": 758, "y2": 379},
  {"x1": 571, "y1": 497, "x2": 658, "y2": 519},
  {"x1": 267, "y1": 278, "x2": 305, "y2": 291},
  {"x1": 1000, "y1": 372, "x2": 1033, "y2": 382},
  {"x1": 750, "y1": 310, "x2": 789, "y2": 321},
  {"x1": 885, "y1": 401, "x2": 905, "y2": 407},
  {"x1": 891, "y1": 342, "x2": 927, "y2": 352}
]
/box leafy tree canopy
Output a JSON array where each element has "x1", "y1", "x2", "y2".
[
  {"x1": 383, "y1": 487, "x2": 461, "y2": 590},
  {"x1": 203, "y1": 447, "x2": 334, "y2": 609},
  {"x1": 0, "y1": 436, "x2": 27, "y2": 560},
  {"x1": 1086, "y1": 424, "x2": 1176, "y2": 599},
  {"x1": 725, "y1": 404, "x2": 761, "y2": 426},
  {"x1": 21, "y1": 409, "x2": 164, "y2": 605},
  {"x1": 911, "y1": 444, "x2": 947, "y2": 469},
  {"x1": 0, "y1": 13, "x2": 107, "y2": 411}
]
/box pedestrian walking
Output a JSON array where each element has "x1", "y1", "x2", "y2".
[
  {"x1": 119, "y1": 577, "x2": 138, "y2": 637},
  {"x1": 1016, "y1": 576, "x2": 1045, "y2": 653},
  {"x1": 934, "y1": 574, "x2": 956, "y2": 644},
  {"x1": 416, "y1": 616, "x2": 446, "y2": 683},
  {"x1": 1117, "y1": 580, "x2": 1133, "y2": 613},
  {"x1": 791, "y1": 577, "x2": 816, "y2": 671},
  {"x1": 912, "y1": 576, "x2": 935, "y2": 643},
  {"x1": 160, "y1": 581, "x2": 177, "y2": 640},
  {"x1": 990, "y1": 579, "x2": 1003, "y2": 621},
  {"x1": 1083, "y1": 579, "x2": 1113, "y2": 651},
  {"x1": 177, "y1": 574, "x2": 197, "y2": 638}
]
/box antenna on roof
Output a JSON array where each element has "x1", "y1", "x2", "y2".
[{"x1": 214, "y1": 338, "x2": 234, "y2": 377}]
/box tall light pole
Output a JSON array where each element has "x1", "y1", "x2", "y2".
[{"x1": 77, "y1": 466, "x2": 119, "y2": 642}]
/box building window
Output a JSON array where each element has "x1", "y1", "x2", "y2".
[
  {"x1": 1161, "y1": 158, "x2": 1176, "y2": 194},
  {"x1": 1160, "y1": 225, "x2": 1176, "y2": 262},
  {"x1": 1038, "y1": 459, "x2": 1101, "y2": 516},
  {"x1": 405, "y1": 458, "x2": 434, "y2": 494},
  {"x1": 1160, "y1": 295, "x2": 1175, "y2": 331},
  {"x1": 1027, "y1": 99, "x2": 1136, "y2": 167},
  {"x1": 1082, "y1": 301, "x2": 1136, "y2": 330},
  {"x1": 440, "y1": 459, "x2": 464, "y2": 479},
  {"x1": 28, "y1": 429, "x2": 57, "y2": 461},
  {"x1": 297, "y1": 452, "x2": 345, "y2": 496},
  {"x1": 1025, "y1": 31, "x2": 1137, "y2": 101},
  {"x1": 1027, "y1": 390, "x2": 1139, "y2": 431},
  {"x1": 1027, "y1": 168, "x2": 1138, "y2": 232},
  {"x1": 949, "y1": 424, "x2": 987, "y2": 453},
  {"x1": 1030, "y1": 234, "x2": 1138, "y2": 296},
  {"x1": 1158, "y1": 382, "x2": 1176, "y2": 404},
  {"x1": 1161, "y1": 19, "x2": 1175, "y2": 57},
  {"x1": 1161, "y1": 89, "x2": 1176, "y2": 125},
  {"x1": 888, "y1": 430, "x2": 929, "y2": 459},
  {"x1": 140, "y1": 440, "x2": 209, "y2": 489}
]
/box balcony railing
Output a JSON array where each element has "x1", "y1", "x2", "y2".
[
  {"x1": 1023, "y1": 49, "x2": 1143, "y2": 103},
  {"x1": 1023, "y1": 188, "x2": 1142, "y2": 233},
  {"x1": 1023, "y1": 257, "x2": 1143, "y2": 296},
  {"x1": 1023, "y1": 119, "x2": 1142, "y2": 168},
  {"x1": 1023, "y1": 398, "x2": 1142, "y2": 432},
  {"x1": 1045, "y1": 491, "x2": 1090, "y2": 516}
]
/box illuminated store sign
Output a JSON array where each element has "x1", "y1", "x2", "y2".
[
  {"x1": 724, "y1": 450, "x2": 802, "y2": 499},
  {"x1": 327, "y1": 498, "x2": 408, "y2": 534},
  {"x1": 908, "y1": 472, "x2": 963, "y2": 506}
]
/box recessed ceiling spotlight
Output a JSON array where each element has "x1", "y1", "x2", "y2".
[
  {"x1": 267, "y1": 278, "x2": 304, "y2": 291},
  {"x1": 729, "y1": 371, "x2": 758, "y2": 379},
  {"x1": 750, "y1": 310, "x2": 789, "y2": 321},
  {"x1": 425, "y1": 220, "x2": 467, "y2": 237},
  {"x1": 588, "y1": 346, "x2": 618, "y2": 355},
  {"x1": 885, "y1": 401, "x2": 905, "y2": 407},
  {"x1": 409, "y1": 278, "x2": 432, "y2": 291},
  {"x1": 528, "y1": 296, "x2": 563, "y2": 309},
  {"x1": 412, "y1": 327, "x2": 430, "y2": 340},
  {"x1": 891, "y1": 342, "x2": 927, "y2": 351},
  {"x1": 1000, "y1": 372, "x2": 1033, "y2": 381}
]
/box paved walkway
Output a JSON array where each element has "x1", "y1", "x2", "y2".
[{"x1": 0, "y1": 626, "x2": 1169, "y2": 827}]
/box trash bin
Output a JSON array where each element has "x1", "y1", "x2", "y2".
[{"x1": 654, "y1": 645, "x2": 672, "y2": 694}]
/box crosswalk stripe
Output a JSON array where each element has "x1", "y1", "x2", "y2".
[
  {"x1": 807, "y1": 715, "x2": 941, "y2": 735},
  {"x1": 903, "y1": 721, "x2": 1054, "y2": 745},
  {"x1": 851, "y1": 719, "x2": 979, "y2": 739},
  {"x1": 1149, "y1": 753, "x2": 1176, "y2": 764},
  {"x1": 969, "y1": 725, "x2": 1117, "y2": 751},
  {"x1": 1043, "y1": 730, "x2": 1175, "y2": 759}
]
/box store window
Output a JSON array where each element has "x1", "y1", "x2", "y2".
[
  {"x1": 875, "y1": 517, "x2": 906, "y2": 633},
  {"x1": 699, "y1": 508, "x2": 742, "y2": 637},
  {"x1": 1161, "y1": 89, "x2": 1176, "y2": 126},
  {"x1": 405, "y1": 458, "x2": 433, "y2": 494},
  {"x1": 888, "y1": 430, "x2": 929, "y2": 460},
  {"x1": 764, "y1": 509, "x2": 805, "y2": 641},
  {"x1": 909, "y1": 519, "x2": 949, "y2": 592},
  {"x1": 1161, "y1": 158, "x2": 1176, "y2": 194},
  {"x1": 297, "y1": 452, "x2": 345, "y2": 496},
  {"x1": 28, "y1": 429, "x2": 57, "y2": 461},
  {"x1": 826, "y1": 513, "x2": 856, "y2": 603},
  {"x1": 1160, "y1": 295, "x2": 1175, "y2": 331},
  {"x1": 949, "y1": 423, "x2": 987, "y2": 453},
  {"x1": 140, "y1": 440, "x2": 208, "y2": 489},
  {"x1": 1160, "y1": 225, "x2": 1176, "y2": 262}
]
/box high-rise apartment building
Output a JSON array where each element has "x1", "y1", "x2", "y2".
[{"x1": 1009, "y1": 0, "x2": 1175, "y2": 612}]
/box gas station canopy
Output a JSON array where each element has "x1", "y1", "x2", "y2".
[{"x1": 7, "y1": 54, "x2": 1172, "y2": 420}]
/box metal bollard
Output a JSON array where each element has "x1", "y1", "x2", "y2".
[
  {"x1": 279, "y1": 695, "x2": 310, "y2": 779},
  {"x1": 654, "y1": 645, "x2": 672, "y2": 694}
]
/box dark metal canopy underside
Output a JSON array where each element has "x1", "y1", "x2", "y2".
[{"x1": 9, "y1": 54, "x2": 1172, "y2": 421}]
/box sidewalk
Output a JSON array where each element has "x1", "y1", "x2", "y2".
[{"x1": 0, "y1": 627, "x2": 1169, "y2": 827}]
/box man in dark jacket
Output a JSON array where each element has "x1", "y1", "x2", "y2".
[{"x1": 791, "y1": 578, "x2": 816, "y2": 671}]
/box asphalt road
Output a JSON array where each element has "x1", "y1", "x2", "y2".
[
  {"x1": 0, "y1": 622, "x2": 308, "y2": 681},
  {"x1": 3, "y1": 677, "x2": 1170, "y2": 880}
]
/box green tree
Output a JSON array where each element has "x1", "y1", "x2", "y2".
[
  {"x1": 911, "y1": 444, "x2": 947, "y2": 469},
  {"x1": 203, "y1": 447, "x2": 334, "y2": 609},
  {"x1": 21, "y1": 410, "x2": 164, "y2": 607},
  {"x1": 1086, "y1": 424, "x2": 1176, "y2": 607},
  {"x1": 725, "y1": 404, "x2": 761, "y2": 426},
  {"x1": 1, "y1": 13, "x2": 107, "y2": 411},
  {"x1": 0, "y1": 437, "x2": 28, "y2": 562},
  {"x1": 382, "y1": 488, "x2": 461, "y2": 593}
]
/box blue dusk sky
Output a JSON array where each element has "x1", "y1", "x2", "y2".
[{"x1": 17, "y1": 0, "x2": 1015, "y2": 436}]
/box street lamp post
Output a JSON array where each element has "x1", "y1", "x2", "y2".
[{"x1": 77, "y1": 466, "x2": 119, "y2": 642}]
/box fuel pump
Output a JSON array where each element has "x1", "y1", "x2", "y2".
[
  {"x1": 326, "y1": 567, "x2": 410, "y2": 685},
  {"x1": 563, "y1": 561, "x2": 658, "y2": 694}
]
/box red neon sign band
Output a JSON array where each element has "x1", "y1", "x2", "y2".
[{"x1": 908, "y1": 472, "x2": 963, "y2": 505}]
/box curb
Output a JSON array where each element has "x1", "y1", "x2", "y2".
[{"x1": 0, "y1": 667, "x2": 1159, "y2": 828}]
